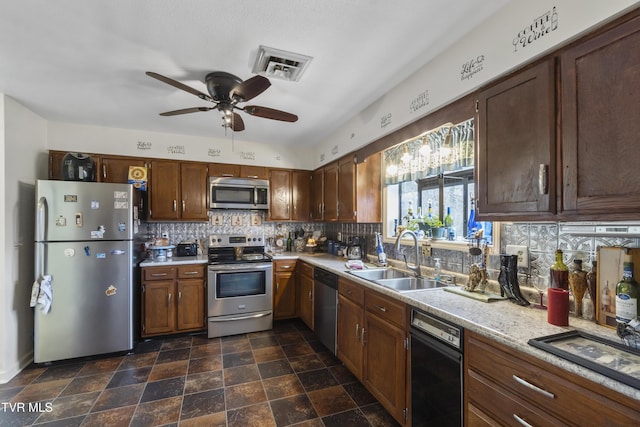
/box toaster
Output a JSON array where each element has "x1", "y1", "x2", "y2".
[{"x1": 176, "y1": 241, "x2": 198, "y2": 257}]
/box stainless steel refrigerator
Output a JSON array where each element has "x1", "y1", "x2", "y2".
[{"x1": 34, "y1": 180, "x2": 146, "y2": 363}]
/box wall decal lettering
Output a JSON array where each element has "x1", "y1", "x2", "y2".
[
  {"x1": 512, "y1": 6, "x2": 558, "y2": 52},
  {"x1": 380, "y1": 113, "x2": 392, "y2": 128},
  {"x1": 241, "y1": 151, "x2": 256, "y2": 160},
  {"x1": 167, "y1": 145, "x2": 185, "y2": 155},
  {"x1": 207, "y1": 148, "x2": 222, "y2": 157},
  {"x1": 461, "y1": 55, "x2": 485, "y2": 81},
  {"x1": 137, "y1": 141, "x2": 152, "y2": 151},
  {"x1": 409, "y1": 89, "x2": 429, "y2": 113}
]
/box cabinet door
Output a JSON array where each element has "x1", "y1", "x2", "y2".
[
  {"x1": 142, "y1": 281, "x2": 176, "y2": 336},
  {"x1": 177, "y1": 279, "x2": 205, "y2": 331},
  {"x1": 311, "y1": 169, "x2": 324, "y2": 221},
  {"x1": 323, "y1": 162, "x2": 339, "y2": 221},
  {"x1": 363, "y1": 312, "x2": 407, "y2": 424},
  {"x1": 209, "y1": 162, "x2": 240, "y2": 177},
  {"x1": 338, "y1": 155, "x2": 356, "y2": 221},
  {"x1": 291, "y1": 170, "x2": 311, "y2": 221},
  {"x1": 477, "y1": 59, "x2": 556, "y2": 219},
  {"x1": 274, "y1": 271, "x2": 297, "y2": 319},
  {"x1": 48, "y1": 151, "x2": 67, "y2": 180},
  {"x1": 561, "y1": 14, "x2": 640, "y2": 217},
  {"x1": 150, "y1": 160, "x2": 181, "y2": 220},
  {"x1": 240, "y1": 165, "x2": 268, "y2": 179},
  {"x1": 101, "y1": 157, "x2": 147, "y2": 183},
  {"x1": 337, "y1": 294, "x2": 364, "y2": 379},
  {"x1": 298, "y1": 272, "x2": 314, "y2": 330},
  {"x1": 269, "y1": 169, "x2": 291, "y2": 221},
  {"x1": 355, "y1": 152, "x2": 381, "y2": 223},
  {"x1": 180, "y1": 163, "x2": 208, "y2": 220}
]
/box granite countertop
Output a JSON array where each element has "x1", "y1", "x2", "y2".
[{"x1": 280, "y1": 253, "x2": 640, "y2": 401}]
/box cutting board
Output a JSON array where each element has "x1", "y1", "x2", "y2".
[{"x1": 444, "y1": 286, "x2": 507, "y2": 302}]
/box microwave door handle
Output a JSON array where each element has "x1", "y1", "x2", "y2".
[{"x1": 253, "y1": 186, "x2": 258, "y2": 207}]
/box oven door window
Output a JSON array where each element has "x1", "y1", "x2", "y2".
[{"x1": 216, "y1": 270, "x2": 266, "y2": 298}]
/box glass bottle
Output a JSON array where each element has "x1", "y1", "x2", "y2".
[
  {"x1": 376, "y1": 233, "x2": 387, "y2": 266},
  {"x1": 444, "y1": 207, "x2": 454, "y2": 240},
  {"x1": 601, "y1": 280, "x2": 612, "y2": 313},
  {"x1": 426, "y1": 201, "x2": 433, "y2": 224},
  {"x1": 467, "y1": 199, "x2": 478, "y2": 238},
  {"x1": 569, "y1": 259, "x2": 588, "y2": 317},
  {"x1": 286, "y1": 232, "x2": 293, "y2": 252},
  {"x1": 586, "y1": 261, "x2": 597, "y2": 303},
  {"x1": 615, "y1": 254, "x2": 639, "y2": 327},
  {"x1": 550, "y1": 249, "x2": 569, "y2": 290}
]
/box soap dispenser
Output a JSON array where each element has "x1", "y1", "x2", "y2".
[{"x1": 434, "y1": 258, "x2": 442, "y2": 280}]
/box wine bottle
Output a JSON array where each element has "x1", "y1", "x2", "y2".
[
  {"x1": 467, "y1": 199, "x2": 478, "y2": 238},
  {"x1": 286, "y1": 232, "x2": 293, "y2": 252},
  {"x1": 615, "y1": 254, "x2": 639, "y2": 326},
  {"x1": 444, "y1": 207, "x2": 454, "y2": 240},
  {"x1": 550, "y1": 249, "x2": 569, "y2": 290},
  {"x1": 376, "y1": 233, "x2": 387, "y2": 266}
]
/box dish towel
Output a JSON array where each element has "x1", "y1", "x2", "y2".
[{"x1": 30, "y1": 275, "x2": 52, "y2": 314}]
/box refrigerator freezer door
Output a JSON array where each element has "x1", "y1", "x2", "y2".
[
  {"x1": 34, "y1": 240, "x2": 133, "y2": 363},
  {"x1": 36, "y1": 180, "x2": 133, "y2": 242}
]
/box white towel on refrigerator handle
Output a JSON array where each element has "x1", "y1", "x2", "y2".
[{"x1": 30, "y1": 275, "x2": 52, "y2": 314}]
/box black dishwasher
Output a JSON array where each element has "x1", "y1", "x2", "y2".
[
  {"x1": 410, "y1": 308, "x2": 463, "y2": 426},
  {"x1": 313, "y1": 268, "x2": 338, "y2": 354}
]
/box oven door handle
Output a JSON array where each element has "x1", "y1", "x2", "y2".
[
  {"x1": 208, "y1": 264, "x2": 272, "y2": 273},
  {"x1": 208, "y1": 312, "x2": 271, "y2": 322}
]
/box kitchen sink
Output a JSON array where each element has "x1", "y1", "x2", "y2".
[
  {"x1": 347, "y1": 268, "x2": 449, "y2": 292},
  {"x1": 347, "y1": 268, "x2": 409, "y2": 281}
]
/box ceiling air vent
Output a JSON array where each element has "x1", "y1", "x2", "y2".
[{"x1": 252, "y1": 45, "x2": 312, "y2": 82}]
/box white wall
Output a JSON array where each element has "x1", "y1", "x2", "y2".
[
  {"x1": 313, "y1": 0, "x2": 640, "y2": 167},
  {"x1": 47, "y1": 121, "x2": 314, "y2": 170},
  {"x1": 0, "y1": 95, "x2": 48, "y2": 383}
]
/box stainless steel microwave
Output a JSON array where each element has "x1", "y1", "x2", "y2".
[{"x1": 209, "y1": 177, "x2": 269, "y2": 210}]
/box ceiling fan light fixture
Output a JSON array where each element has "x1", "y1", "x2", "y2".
[{"x1": 252, "y1": 45, "x2": 312, "y2": 82}]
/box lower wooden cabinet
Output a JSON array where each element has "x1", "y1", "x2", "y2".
[
  {"x1": 273, "y1": 259, "x2": 297, "y2": 320},
  {"x1": 141, "y1": 264, "x2": 206, "y2": 337},
  {"x1": 465, "y1": 331, "x2": 640, "y2": 426},
  {"x1": 336, "y1": 278, "x2": 408, "y2": 425},
  {"x1": 298, "y1": 262, "x2": 314, "y2": 330}
]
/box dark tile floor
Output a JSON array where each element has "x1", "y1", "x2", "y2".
[{"x1": 0, "y1": 319, "x2": 400, "y2": 426}]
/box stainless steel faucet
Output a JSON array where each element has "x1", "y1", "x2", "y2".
[{"x1": 394, "y1": 229, "x2": 422, "y2": 277}]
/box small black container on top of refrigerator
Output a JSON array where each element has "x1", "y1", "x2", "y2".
[{"x1": 62, "y1": 152, "x2": 96, "y2": 181}]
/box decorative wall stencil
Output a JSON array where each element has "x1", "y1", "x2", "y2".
[
  {"x1": 380, "y1": 113, "x2": 392, "y2": 128},
  {"x1": 409, "y1": 89, "x2": 429, "y2": 113},
  {"x1": 137, "y1": 141, "x2": 152, "y2": 151},
  {"x1": 166, "y1": 145, "x2": 186, "y2": 155},
  {"x1": 460, "y1": 55, "x2": 485, "y2": 81},
  {"x1": 240, "y1": 151, "x2": 256, "y2": 160},
  {"x1": 331, "y1": 145, "x2": 339, "y2": 155},
  {"x1": 320, "y1": 153, "x2": 325, "y2": 162},
  {"x1": 512, "y1": 6, "x2": 558, "y2": 52},
  {"x1": 208, "y1": 148, "x2": 222, "y2": 157}
]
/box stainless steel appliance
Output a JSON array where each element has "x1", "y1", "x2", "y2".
[
  {"x1": 176, "y1": 240, "x2": 197, "y2": 256},
  {"x1": 410, "y1": 308, "x2": 463, "y2": 426},
  {"x1": 207, "y1": 234, "x2": 273, "y2": 338},
  {"x1": 209, "y1": 177, "x2": 269, "y2": 210},
  {"x1": 313, "y1": 268, "x2": 338, "y2": 354},
  {"x1": 346, "y1": 236, "x2": 365, "y2": 260},
  {"x1": 33, "y1": 180, "x2": 146, "y2": 363}
]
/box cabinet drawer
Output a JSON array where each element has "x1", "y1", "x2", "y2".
[
  {"x1": 467, "y1": 369, "x2": 562, "y2": 427},
  {"x1": 338, "y1": 277, "x2": 364, "y2": 306},
  {"x1": 466, "y1": 332, "x2": 640, "y2": 426},
  {"x1": 143, "y1": 266, "x2": 176, "y2": 281},
  {"x1": 177, "y1": 264, "x2": 205, "y2": 279},
  {"x1": 299, "y1": 262, "x2": 313, "y2": 278},
  {"x1": 365, "y1": 290, "x2": 405, "y2": 327},
  {"x1": 274, "y1": 260, "x2": 297, "y2": 272}
]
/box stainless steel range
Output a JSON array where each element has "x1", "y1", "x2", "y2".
[{"x1": 207, "y1": 234, "x2": 273, "y2": 338}]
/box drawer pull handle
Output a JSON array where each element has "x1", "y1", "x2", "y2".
[
  {"x1": 151, "y1": 273, "x2": 168, "y2": 277},
  {"x1": 308, "y1": 290, "x2": 313, "y2": 301},
  {"x1": 182, "y1": 271, "x2": 198, "y2": 275},
  {"x1": 512, "y1": 375, "x2": 555, "y2": 399},
  {"x1": 513, "y1": 414, "x2": 533, "y2": 427},
  {"x1": 375, "y1": 304, "x2": 387, "y2": 312},
  {"x1": 167, "y1": 293, "x2": 172, "y2": 305},
  {"x1": 281, "y1": 265, "x2": 292, "y2": 269}
]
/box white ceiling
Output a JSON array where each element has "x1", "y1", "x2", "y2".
[{"x1": 0, "y1": 0, "x2": 511, "y2": 150}]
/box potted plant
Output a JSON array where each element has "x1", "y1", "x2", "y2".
[{"x1": 408, "y1": 217, "x2": 445, "y2": 238}]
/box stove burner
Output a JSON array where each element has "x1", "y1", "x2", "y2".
[{"x1": 208, "y1": 233, "x2": 271, "y2": 265}]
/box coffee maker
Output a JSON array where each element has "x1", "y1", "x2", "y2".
[{"x1": 347, "y1": 236, "x2": 365, "y2": 260}]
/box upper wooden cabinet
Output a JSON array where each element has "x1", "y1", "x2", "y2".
[
  {"x1": 355, "y1": 152, "x2": 381, "y2": 223},
  {"x1": 149, "y1": 160, "x2": 208, "y2": 221},
  {"x1": 209, "y1": 162, "x2": 240, "y2": 177},
  {"x1": 337, "y1": 156, "x2": 356, "y2": 221},
  {"x1": 560, "y1": 12, "x2": 640, "y2": 218},
  {"x1": 311, "y1": 168, "x2": 324, "y2": 221},
  {"x1": 240, "y1": 165, "x2": 268, "y2": 180},
  {"x1": 100, "y1": 156, "x2": 147, "y2": 183},
  {"x1": 323, "y1": 162, "x2": 339, "y2": 221},
  {"x1": 476, "y1": 59, "x2": 556, "y2": 221},
  {"x1": 268, "y1": 169, "x2": 311, "y2": 221}
]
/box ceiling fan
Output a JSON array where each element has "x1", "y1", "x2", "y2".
[{"x1": 146, "y1": 71, "x2": 298, "y2": 132}]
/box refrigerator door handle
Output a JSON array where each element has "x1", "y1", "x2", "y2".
[{"x1": 36, "y1": 196, "x2": 48, "y2": 242}]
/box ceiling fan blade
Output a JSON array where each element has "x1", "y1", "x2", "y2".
[
  {"x1": 243, "y1": 105, "x2": 298, "y2": 122},
  {"x1": 146, "y1": 71, "x2": 213, "y2": 102},
  {"x1": 231, "y1": 75, "x2": 271, "y2": 102},
  {"x1": 159, "y1": 107, "x2": 214, "y2": 116},
  {"x1": 230, "y1": 113, "x2": 245, "y2": 131}
]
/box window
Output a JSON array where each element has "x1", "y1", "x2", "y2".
[{"x1": 382, "y1": 118, "x2": 493, "y2": 245}]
